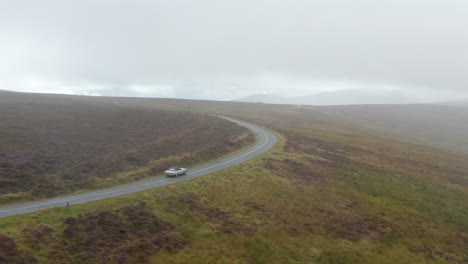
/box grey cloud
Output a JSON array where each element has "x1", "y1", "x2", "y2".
[{"x1": 0, "y1": 0, "x2": 467, "y2": 101}]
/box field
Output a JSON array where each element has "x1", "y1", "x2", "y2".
[
  {"x1": 0, "y1": 91, "x2": 254, "y2": 204},
  {"x1": 314, "y1": 104, "x2": 468, "y2": 155},
  {"x1": 0, "y1": 92, "x2": 467, "y2": 263},
  {"x1": 67, "y1": 96, "x2": 468, "y2": 155}
]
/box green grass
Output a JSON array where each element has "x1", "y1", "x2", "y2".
[{"x1": 335, "y1": 166, "x2": 468, "y2": 229}]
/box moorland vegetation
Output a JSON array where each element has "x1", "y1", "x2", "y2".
[
  {"x1": 0, "y1": 91, "x2": 466, "y2": 263},
  {"x1": 0, "y1": 91, "x2": 253, "y2": 204}
]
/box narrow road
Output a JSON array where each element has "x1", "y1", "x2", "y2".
[{"x1": 0, "y1": 116, "x2": 277, "y2": 218}]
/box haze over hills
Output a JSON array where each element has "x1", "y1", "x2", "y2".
[
  {"x1": 235, "y1": 94, "x2": 287, "y2": 104},
  {"x1": 438, "y1": 98, "x2": 468, "y2": 107},
  {"x1": 311, "y1": 104, "x2": 468, "y2": 156},
  {"x1": 235, "y1": 89, "x2": 422, "y2": 105}
]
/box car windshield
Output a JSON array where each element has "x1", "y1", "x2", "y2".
[{"x1": 169, "y1": 167, "x2": 179, "y2": 171}]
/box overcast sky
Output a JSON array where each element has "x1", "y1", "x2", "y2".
[{"x1": 1, "y1": 0, "x2": 467, "y2": 101}]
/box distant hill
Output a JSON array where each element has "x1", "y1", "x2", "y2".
[
  {"x1": 314, "y1": 103, "x2": 468, "y2": 155},
  {"x1": 233, "y1": 94, "x2": 287, "y2": 104},
  {"x1": 438, "y1": 98, "x2": 468, "y2": 107},
  {"x1": 235, "y1": 89, "x2": 419, "y2": 105}
]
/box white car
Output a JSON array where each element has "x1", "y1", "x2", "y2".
[{"x1": 165, "y1": 167, "x2": 188, "y2": 177}]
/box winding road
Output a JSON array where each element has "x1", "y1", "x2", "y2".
[{"x1": 0, "y1": 116, "x2": 277, "y2": 218}]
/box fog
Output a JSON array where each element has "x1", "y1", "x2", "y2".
[{"x1": 1, "y1": 0, "x2": 467, "y2": 102}]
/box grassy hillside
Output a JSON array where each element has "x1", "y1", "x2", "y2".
[
  {"x1": 0, "y1": 93, "x2": 466, "y2": 263},
  {"x1": 314, "y1": 104, "x2": 468, "y2": 155},
  {"x1": 0, "y1": 91, "x2": 254, "y2": 204},
  {"x1": 60, "y1": 95, "x2": 468, "y2": 155}
]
